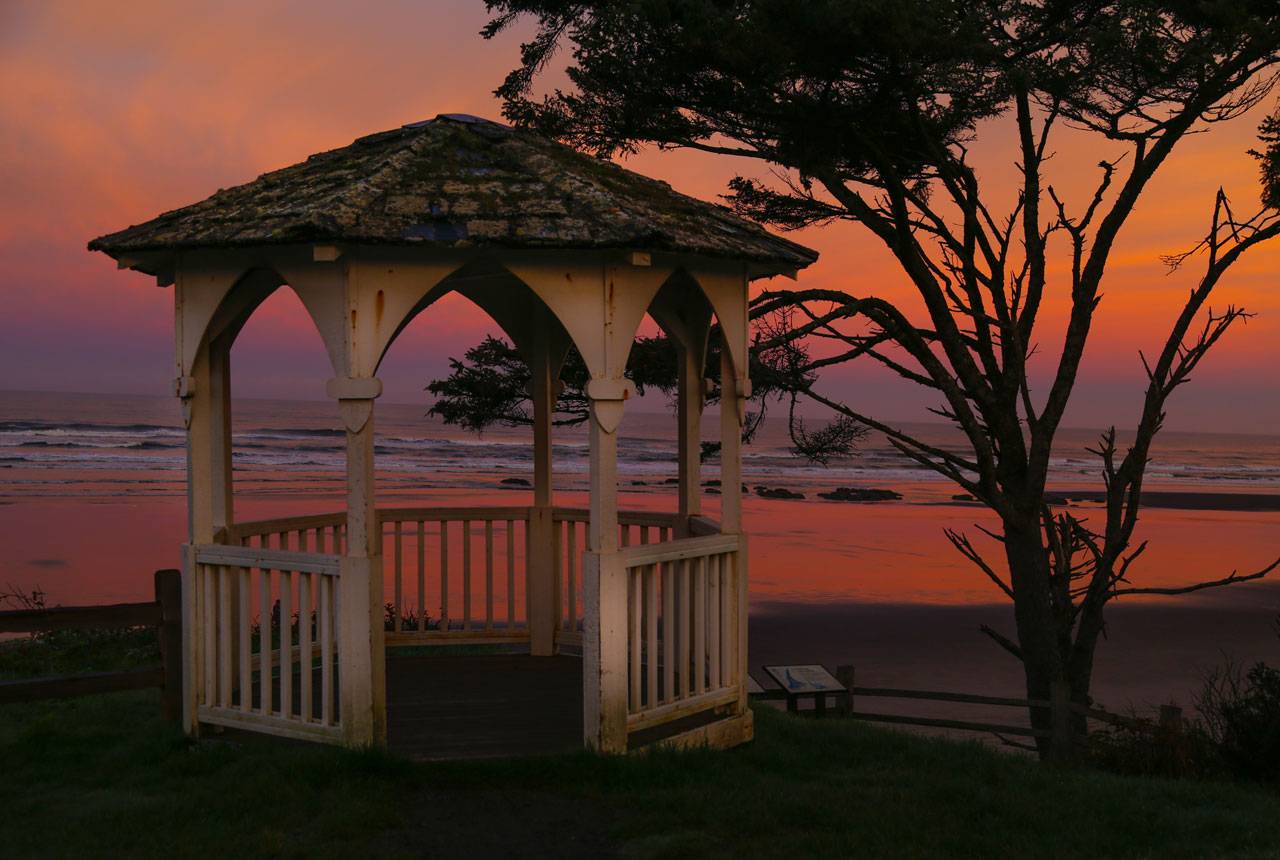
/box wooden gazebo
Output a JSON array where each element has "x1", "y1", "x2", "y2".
[{"x1": 89, "y1": 114, "x2": 817, "y2": 756}]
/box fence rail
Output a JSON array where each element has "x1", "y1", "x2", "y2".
[
  {"x1": 754, "y1": 665, "x2": 1176, "y2": 745},
  {"x1": 0, "y1": 569, "x2": 181, "y2": 716}
]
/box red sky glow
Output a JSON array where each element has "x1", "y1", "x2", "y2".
[{"x1": 2, "y1": 0, "x2": 1277, "y2": 434}]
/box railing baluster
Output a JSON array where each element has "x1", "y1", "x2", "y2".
[
  {"x1": 694, "y1": 555, "x2": 707, "y2": 696},
  {"x1": 259, "y1": 567, "x2": 273, "y2": 715},
  {"x1": 709, "y1": 554, "x2": 721, "y2": 691},
  {"x1": 629, "y1": 568, "x2": 642, "y2": 712},
  {"x1": 440, "y1": 520, "x2": 449, "y2": 632},
  {"x1": 202, "y1": 564, "x2": 215, "y2": 708},
  {"x1": 280, "y1": 568, "x2": 292, "y2": 719},
  {"x1": 417, "y1": 520, "x2": 426, "y2": 636},
  {"x1": 217, "y1": 565, "x2": 232, "y2": 709},
  {"x1": 662, "y1": 560, "x2": 674, "y2": 704},
  {"x1": 727, "y1": 551, "x2": 739, "y2": 685},
  {"x1": 299, "y1": 571, "x2": 312, "y2": 722},
  {"x1": 239, "y1": 567, "x2": 251, "y2": 712},
  {"x1": 393, "y1": 520, "x2": 403, "y2": 633},
  {"x1": 552, "y1": 515, "x2": 562, "y2": 630},
  {"x1": 567, "y1": 521, "x2": 577, "y2": 632},
  {"x1": 679, "y1": 558, "x2": 691, "y2": 699},
  {"x1": 485, "y1": 520, "x2": 494, "y2": 631},
  {"x1": 462, "y1": 520, "x2": 472, "y2": 631},
  {"x1": 319, "y1": 573, "x2": 332, "y2": 726},
  {"x1": 524, "y1": 520, "x2": 532, "y2": 630},
  {"x1": 645, "y1": 563, "x2": 658, "y2": 708},
  {"x1": 506, "y1": 520, "x2": 516, "y2": 630}
]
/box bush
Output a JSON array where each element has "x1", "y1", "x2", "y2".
[
  {"x1": 1197, "y1": 660, "x2": 1280, "y2": 784},
  {"x1": 1085, "y1": 718, "x2": 1220, "y2": 780}
]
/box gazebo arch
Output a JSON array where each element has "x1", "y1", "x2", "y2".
[{"x1": 89, "y1": 114, "x2": 817, "y2": 756}]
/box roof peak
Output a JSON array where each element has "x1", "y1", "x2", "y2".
[
  {"x1": 88, "y1": 113, "x2": 818, "y2": 273},
  {"x1": 400, "y1": 113, "x2": 510, "y2": 130}
]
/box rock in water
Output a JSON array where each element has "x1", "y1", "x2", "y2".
[
  {"x1": 754, "y1": 486, "x2": 805, "y2": 500},
  {"x1": 817, "y1": 487, "x2": 902, "y2": 502},
  {"x1": 500, "y1": 477, "x2": 531, "y2": 487}
]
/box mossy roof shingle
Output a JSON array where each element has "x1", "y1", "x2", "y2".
[{"x1": 88, "y1": 114, "x2": 817, "y2": 271}]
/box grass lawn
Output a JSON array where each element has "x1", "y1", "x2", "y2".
[{"x1": 1, "y1": 689, "x2": 1278, "y2": 859}]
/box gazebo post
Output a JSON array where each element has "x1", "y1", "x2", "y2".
[
  {"x1": 676, "y1": 346, "x2": 701, "y2": 533},
  {"x1": 675, "y1": 330, "x2": 708, "y2": 535},
  {"x1": 582, "y1": 378, "x2": 631, "y2": 753},
  {"x1": 185, "y1": 334, "x2": 235, "y2": 545},
  {"x1": 719, "y1": 342, "x2": 751, "y2": 723},
  {"x1": 180, "y1": 329, "x2": 236, "y2": 735},
  {"x1": 719, "y1": 345, "x2": 743, "y2": 536},
  {"x1": 528, "y1": 308, "x2": 558, "y2": 655},
  {"x1": 329, "y1": 376, "x2": 387, "y2": 747}
]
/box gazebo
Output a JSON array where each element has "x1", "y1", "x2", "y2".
[{"x1": 89, "y1": 114, "x2": 817, "y2": 756}]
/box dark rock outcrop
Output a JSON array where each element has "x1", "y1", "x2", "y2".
[
  {"x1": 817, "y1": 487, "x2": 902, "y2": 502},
  {"x1": 754, "y1": 486, "x2": 805, "y2": 500}
]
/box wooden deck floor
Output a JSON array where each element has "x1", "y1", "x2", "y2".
[{"x1": 386, "y1": 653, "x2": 584, "y2": 760}]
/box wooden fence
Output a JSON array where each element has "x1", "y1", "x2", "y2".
[
  {"x1": 0, "y1": 569, "x2": 182, "y2": 719},
  {"x1": 755, "y1": 665, "x2": 1181, "y2": 745}
]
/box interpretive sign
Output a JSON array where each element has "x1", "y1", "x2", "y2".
[{"x1": 763, "y1": 664, "x2": 846, "y2": 695}]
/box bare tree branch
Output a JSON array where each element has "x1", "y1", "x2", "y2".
[{"x1": 1113, "y1": 558, "x2": 1280, "y2": 597}]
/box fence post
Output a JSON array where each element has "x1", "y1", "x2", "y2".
[
  {"x1": 1159, "y1": 703, "x2": 1183, "y2": 735},
  {"x1": 1050, "y1": 678, "x2": 1071, "y2": 761},
  {"x1": 835, "y1": 665, "x2": 855, "y2": 716},
  {"x1": 154, "y1": 568, "x2": 183, "y2": 722}
]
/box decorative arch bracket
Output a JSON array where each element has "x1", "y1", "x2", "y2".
[
  {"x1": 327, "y1": 376, "x2": 383, "y2": 433},
  {"x1": 585, "y1": 378, "x2": 635, "y2": 434}
]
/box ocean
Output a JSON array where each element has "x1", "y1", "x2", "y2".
[
  {"x1": 4, "y1": 389, "x2": 1279, "y2": 502},
  {"x1": 2, "y1": 389, "x2": 1278, "y2": 717}
]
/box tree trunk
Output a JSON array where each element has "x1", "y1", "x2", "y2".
[{"x1": 1003, "y1": 518, "x2": 1078, "y2": 761}]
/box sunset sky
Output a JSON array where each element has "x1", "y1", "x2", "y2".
[{"x1": 2, "y1": 0, "x2": 1277, "y2": 434}]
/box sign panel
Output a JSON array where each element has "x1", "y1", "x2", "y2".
[
  {"x1": 746, "y1": 673, "x2": 766, "y2": 695},
  {"x1": 763, "y1": 664, "x2": 846, "y2": 695}
]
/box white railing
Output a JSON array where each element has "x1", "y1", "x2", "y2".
[
  {"x1": 377, "y1": 507, "x2": 532, "y2": 645},
  {"x1": 227, "y1": 507, "x2": 687, "y2": 655},
  {"x1": 553, "y1": 509, "x2": 678, "y2": 645},
  {"x1": 189, "y1": 543, "x2": 342, "y2": 743},
  {"x1": 229, "y1": 513, "x2": 347, "y2": 556},
  {"x1": 617, "y1": 533, "x2": 743, "y2": 732}
]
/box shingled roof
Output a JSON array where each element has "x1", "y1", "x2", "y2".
[{"x1": 88, "y1": 114, "x2": 817, "y2": 272}]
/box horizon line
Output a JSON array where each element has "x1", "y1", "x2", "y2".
[{"x1": 2, "y1": 387, "x2": 1275, "y2": 440}]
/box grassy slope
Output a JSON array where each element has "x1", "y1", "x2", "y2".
[{"x1": 1, "y1": 691, "x2": 1277, "y2": 859}]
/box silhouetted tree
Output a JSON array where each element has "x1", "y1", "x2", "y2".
[
  {"x1": 438, "y1": 1, "x2": 1280, "y2": 758},
  {"x1": 428, "y1": 315, "x2": 866, "y2": 461}
]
